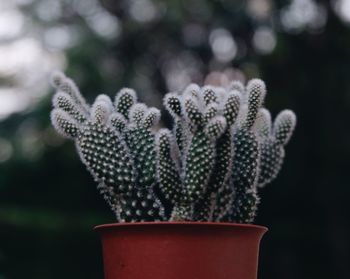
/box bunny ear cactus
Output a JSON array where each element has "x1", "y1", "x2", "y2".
[
  {"x1": 163, "y1": 93, "x2": 186, "y2": 155},
  {"x1": 157, "y1": 88, "x2": 228, "y2": 221},
  {"x1": 255, "y1": 109, "x2": 296, "y2": 188},
  {"x1": 228, "y1": 79, "x2": 266, "y2": 223},
  {"x1": 50, "y1": 72, "x2": 164, "y2": 222},
  {"x1": 50, "y1": 72, "x2": 296, "y2": 224}
]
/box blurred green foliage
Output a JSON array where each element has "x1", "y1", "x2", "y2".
[{"x1": 1, "y1": 0, "x2": 350, "y2": 278}]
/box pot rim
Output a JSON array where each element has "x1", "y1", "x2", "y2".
[{"x1": 94, "y1": 221, "x2": 268, "y2": 233}]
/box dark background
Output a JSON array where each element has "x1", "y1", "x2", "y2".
[{"x1": 0, "y1": 0, "x2": 350, "y2": 278}]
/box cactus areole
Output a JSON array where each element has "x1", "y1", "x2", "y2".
[{"x1": 50, "y1": 72, "x2": 295, "y2": 278}]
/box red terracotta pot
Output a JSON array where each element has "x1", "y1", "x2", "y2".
[{"x1": 95, "y1": 222, "x2": 267, "y2": 279}]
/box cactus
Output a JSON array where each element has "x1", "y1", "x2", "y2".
[
  {"x1": 50, "y1": 72, "x2": 164, "y2": 222},
  {"x1": 254, "y1": 108, "x2": 296, "y2": 187},
  {"x1": 50, "y1": 72, "x2": 296, "y2": 223}
]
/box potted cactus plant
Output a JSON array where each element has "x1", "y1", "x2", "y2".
[{"x1": 50, "y1": 72, "x2": 296, "y2": 279}]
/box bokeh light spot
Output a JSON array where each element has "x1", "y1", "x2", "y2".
[
  {"x1": 209, "y1": 28, "x2": 237, "y2": 63},
  {"x1": 253, "y1": 27, "x2": 277, "y2": 55}
]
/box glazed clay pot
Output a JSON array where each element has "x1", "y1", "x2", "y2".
[{"x1": 95, "y1": 222, "x2": 267, "y2": 279}]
